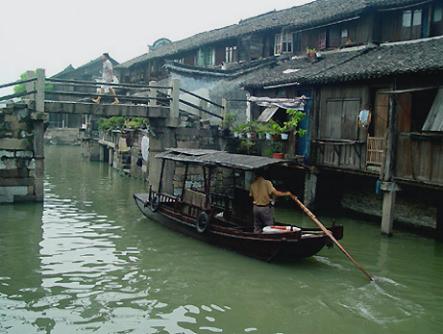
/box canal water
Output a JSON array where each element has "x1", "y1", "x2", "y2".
[{"x1": 0, "y1": 146, "x2": 442, "y2": 334}]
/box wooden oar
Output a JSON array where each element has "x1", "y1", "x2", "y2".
[{"x1": 289, "y1": 194, "x2": 374, "y2": 282}]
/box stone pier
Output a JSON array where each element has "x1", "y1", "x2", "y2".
[{"x1": 0, "y1": 69, "x2": 47, "y2": 203}]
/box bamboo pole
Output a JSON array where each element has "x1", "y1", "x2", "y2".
[{"x1": 290, "y1": 194, "x2": 374, "y2": 281}]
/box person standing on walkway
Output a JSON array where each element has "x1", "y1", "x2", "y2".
[
  {"x1": 249, "y1": 169, "x2": 291, "y2": 233},
  {"x1": 92, "y1": 53, "x2": 119, "y2": 105}
]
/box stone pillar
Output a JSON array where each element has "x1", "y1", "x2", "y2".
[
  {"x1": 147, "y1": 121, "x2": 176, "y2": 193},
  {"x1": 108, "y1": 148, "x2": 113, "y2": 166},
  {"x1": 29, "y1": 69, "x2": 46, "y2": 202},
  {"x1": 148, "y1": 81, "x2": 158, "y2": 108},
  {"x1": 99, "y1": 144, "x2": 105, "y2": 161},
  {"x1": 380, "y1": 181, "x2": 399, "y2": 236},
  {"x1": 303, "y1": 170, "x2": 318, "y2": 208},
  {"x1": 168, "y1": 79, "x2": 180, "y2": 128}
]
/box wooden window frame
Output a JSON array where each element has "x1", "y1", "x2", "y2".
[
  {"x1": 225, "y1": 46, "x2": 238, "y2": 63},
  {"x1": 274, "y1": 32, "x2": 293, "y2": 55}
]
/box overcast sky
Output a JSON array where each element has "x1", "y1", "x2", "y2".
[{"x1": 0, "y1": 0, "x2": 312, "y2": 93}]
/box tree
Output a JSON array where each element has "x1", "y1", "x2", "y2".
[{"x1": 13, "y1": 70, "x2": 53, "y2": 94}]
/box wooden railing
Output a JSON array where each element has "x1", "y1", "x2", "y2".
[
  {"x1": 395, "y1": 133, "x2": 443, "y2": 186},
  {"x1": 366, "y1": 136, "x2": 385, "y2": 167},
  {"x1": 313, "y1": 139, "x2": 366, "y2": 171},
  {"x1": 0, "y1": 78, "x2": 38, "y2": 102}
]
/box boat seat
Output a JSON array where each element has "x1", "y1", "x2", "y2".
[{"x1": 182, "y1": 189, "x2": 207, "y2": 209}]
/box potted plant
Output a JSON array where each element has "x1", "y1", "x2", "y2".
[
  {"x1": 222, "y1": 112, "x2": 236, "y2": 137},
  {"x1": 271, "y1": 141, "x2": 284, "y2": 159},
  {"x1": 233, "y1": 124, "x2": 247, "y2": 138},
  {"x1": 268, "y1": 120, "x2": 284, "y2": 141},
  {"x1": 255, "y1": 121, "x2": 268, "y2": 140},
  {"x1": 282, "y1": 108, "x2": 306, "y2": 138},
  {"x1": 239, "y1": 138, "x2": 255, "y2": 154},
  {"x1": 306, "y1": 47, "x2": 317, "y2": 60}
]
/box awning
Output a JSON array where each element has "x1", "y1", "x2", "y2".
[
  {"x1": 422, "y1": 87, "x2": 443, "y2": 132},
  {"x1": 248, "y1": 96, "x2": 306, "y2": 110},
  {"x1": 257, "y1": 106, "x2": 279, "y2": 122},
  {"x1": 156, "y1": 148, "x2": 288, "y2": 170}
]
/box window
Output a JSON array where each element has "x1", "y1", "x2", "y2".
[
  {"x1": 402, "y1": 9, "x2": 423, "y2": 27},
  {"x1": 433, "y1": 6, "x2": 442, "y2": 22},
  {"x1": 401, "y1": 8, "x2": 424, "y2": 40},
  {"x1": 319, "y1": 30, "x2": 327, "y2": 49},
  {"x1": 197, "y1": 48, "x2": 215, "y2": 66},
  {"x1": 341, "y1": 28, "x2": 349, "y2": 39},
  {"x1": 403, "y1": 10, "x2": 412, "y2": 27},
  {"x1": 274, "y1": 32, "x2": 293, "y2": 55},
  {"x1": 225, "y1": 46, "x2": 238, "y2": 63},
  {"x1": 413, "y1": 9, "x2": 422, "y2": 26},
  {"x1": 320, "y1": 98, "x2": 361, "y2": 140}
]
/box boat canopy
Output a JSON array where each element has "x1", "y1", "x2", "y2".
[{"x1": 155, "y1": 148, "x2": 287, "y2": 170}]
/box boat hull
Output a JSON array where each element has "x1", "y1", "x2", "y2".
[{"x1": 134, "y1": 193, "x2": 341, "y2": 261}]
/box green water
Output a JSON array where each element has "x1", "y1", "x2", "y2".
[{"x1": 0, "y1": 146, "x2": 442, "y2": 334}]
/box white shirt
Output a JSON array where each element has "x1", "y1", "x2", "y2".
[{"x1": 102, "y1": 59, "x2": 113, "y2": 82}]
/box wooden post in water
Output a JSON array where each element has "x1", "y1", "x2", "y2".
[{"x1": 380, "y1": 94, "x2": 399, "y2": 236}]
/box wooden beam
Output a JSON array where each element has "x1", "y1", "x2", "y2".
[{"x1": 44, "y1": 100, "x2": 169, "y2": 118}]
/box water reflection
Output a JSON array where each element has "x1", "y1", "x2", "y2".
[{"x1": 0, "y1": 146, "x2": 442, "y2": 333}]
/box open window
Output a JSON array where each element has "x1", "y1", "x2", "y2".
[
  {"x1": 225, "y1": 46, "x2": 238, "y2": 64},
  {"x1": 197, "y1": 47, "x2": 215, "y2": 67},
  {"x1": 274, "y1": 32, "x2": 293, "y2": 55},
  {"x1": 401, "y1": 7, "x2": 426, "y2": 40}
]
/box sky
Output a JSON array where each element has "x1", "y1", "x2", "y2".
[{"x1": 0, "y1": 0, "x2": 312, "y2": 94}]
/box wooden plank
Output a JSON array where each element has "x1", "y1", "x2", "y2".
[
  {"x1": 44, "y1": 100, "x2": 168, "y2": 118},
  {"x1": 431, "y1": 142, "x2": 443, "y2": 184}
]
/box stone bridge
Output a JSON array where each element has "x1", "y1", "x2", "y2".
[{"x1": 0, "y1": 69, "x2": 226, "y2": 203}]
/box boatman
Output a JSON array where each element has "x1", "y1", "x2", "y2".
[
  {"x1": 249, "y1": 169, "x2": 292, "y2": 233},
  {"x1": 92, "y1": 53, "x2": 119, "y2": 105}
]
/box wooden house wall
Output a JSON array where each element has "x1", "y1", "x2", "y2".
[
  {"x1": 296, "y1": 15, "x2": 371, "y2": 53},
  {"x1": 237, "y1": 34, "x2": 266, "y2": 61},
  {"x1": 378, "y1": 3, "x2": 436, "y2": 42},
  {"x1": 215, "y1": 46, "x2": 226, "y2": 65},
  {"x1": 314, "y1": 85, "x2": 369, "y2": 171},
  {"x1": 263, "y1": 33, "x2": 275, "y2": 57},
  {"x1": 183, "y1": 53, "x2": 196, "y2": 66},
  {"x1": 396, "y1": 134, "x2": 443, "y2": 185},
  {"x1": 318, "y1": 85, "x2": 369, "y2": 139}
]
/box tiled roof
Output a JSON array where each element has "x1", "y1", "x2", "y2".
[
  {"x1": 52, "y1": 56, "x2": 119, "y2": 78},
  {"x1": 164, "y1": 57, "x2": 277, "y2": 78},
  {"x1": 243, "y1": 37, "x2": 443, "y2": 88},
  {"x1": 117, "y1": 0, "x2": 422, "y2": 69}
]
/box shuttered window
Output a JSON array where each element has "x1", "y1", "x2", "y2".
[{"x1": 320, "y1": 98, "x2": 360, "y2": 139}]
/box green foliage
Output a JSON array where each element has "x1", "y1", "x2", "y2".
[
  {"x1": 98, "y1": 116, "x2": 125, "y2": 130},
  {"x1": 125, "y1": 118, "x2": 146, "y2": 129},
  {"x1": 222, "y1": 112, "x2": 237, "y2": 129},
  {"x1": 234, "y1": 109, "x2": 306, "y2": 138},
  {"x1": 98, "y1": 117, "x2": 148, "y2": 131},
  {"x1": 14, "y1": 73, "x2": 28, "y2": 94},
  {"x1": 306, "y1": 47, "x2": 317, "y2": 54},
  {"x1": 272, "y1": 141, "x2": 283, "y2": 153},
  {"x1": 239, "y1": 139, "x2": 255, "y2": 154},
  {"x1": 14, "y1": 71, "x2": 54, "y2": 94},
  {"x1": 282, "y1": 108, "x2": 305, "y2": 136}
]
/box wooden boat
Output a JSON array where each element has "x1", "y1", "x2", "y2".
[{"x1": 134, "y1": 148, "x2": 343, "y2": 262}]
